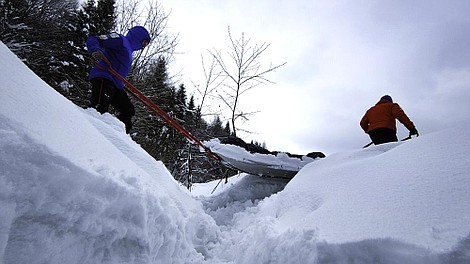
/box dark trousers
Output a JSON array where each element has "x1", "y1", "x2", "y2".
[
  {"x1": 368, "y1": 128, "x2": 398, "y2": 145},
  {"x1": 90, "y1": 78, "x2": 135, "y2": 133}
]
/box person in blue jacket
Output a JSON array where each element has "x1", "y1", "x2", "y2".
[{"x1": 86, "y1": 26, "x2": 151, "y2": 134}]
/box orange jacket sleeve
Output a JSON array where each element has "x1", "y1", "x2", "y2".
[{"x1": 391, "y1": 103, "x2": 415, "y2": 131}]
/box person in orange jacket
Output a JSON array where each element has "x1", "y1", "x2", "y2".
[{"x1": 360, "y1": 95, "x2": 418, "y2": 145}]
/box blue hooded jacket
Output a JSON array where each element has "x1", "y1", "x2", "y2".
[{"x1": 86, "y1": 26, "x2": 150, "y2": 89}]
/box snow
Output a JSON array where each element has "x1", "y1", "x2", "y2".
[
  {"x1": 266, "y1": 138, "x2": 470, "y2": 251},
  {"x1": 206, "y1": 138, "x2": 316, "y2": 172},
  {"x1": 205, "y1": 138, "x2": 317, "y2": 178},
  {"x1": 1, "y1": 41, "x2": 470, "y2": 263}
]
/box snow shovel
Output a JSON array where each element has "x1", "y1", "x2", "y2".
[
  {"x1": 363, "y1": 132, "x2": 419, "y2": 148},
  {"x1": 94, "y1": 56, "x2": 221, "y2": 162},
  {"x1": 401, "y1": 131, "x2": 419, "y2": 142}
]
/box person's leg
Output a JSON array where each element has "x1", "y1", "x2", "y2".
[
  {"x1": 384, "y1": 130, "x2": 399, "y2": 143},
  {"x1": 90, "y1": 78, "x2": 115, "y2": 114},
  {"x1": 111, "y1": 89, "x2": 135, "y2": 134},
  {"x1": 369, "y1": 128, "x2": 398, "y2": 145}
]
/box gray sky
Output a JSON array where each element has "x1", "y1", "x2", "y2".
[{"x1": 157, "y1": 0, "x2": 470, "y2": 155}]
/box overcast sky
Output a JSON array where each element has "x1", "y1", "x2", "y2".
[{"x1": 156, "y1": 0, "x2": 470, "y2": 155}]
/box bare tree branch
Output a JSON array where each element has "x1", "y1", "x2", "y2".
[
  {"x1": 193, "y1": 54, "x2": 226, "y2": 115},
  {"x1": 115, "y1": 0, "x2": 178, "y2": 83},
  {"x1": 209, "y1": 26, "x2": 286, "y2": 136}
]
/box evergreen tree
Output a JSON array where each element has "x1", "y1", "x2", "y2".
[
  {"x1": 208, "y1": 116, "x2": 226, "y2": 138},
  {"x1": 96, "y1": 0, "x2": 116, "y2": 33},
  {"x1": 185, "y1": 95, "x2": 197, "y2": 132},
  {"x1": 76, "y1": 0, "x2": 115, "y2": 36},
  {"x1": 0, "y1": 0, "x2": 117, "y2": 108},
  {"x1": 0, "y1": 0, "x2": 80, "y2": 94},
  {"x1": 131, "y1": 56, "x2": 170, "y2": 159},
  {"x1": 182, "y1": 115, "x2": 236, "y2": 185},
  {"x1": 64, "y1": 0, "x2": 117, "y2": 107},
  {"x1": 175, "y1": 84, "x2": 187, "y2": 122},
  {"x1": 224, "y1": 121, "x2": 232, "y2": 136},
  {"x1": 131, "y1": 55, "x2": 188, "y2": 178},
  {"x1": 172, "y1": 84, "x2": 188, "y2": 184}
]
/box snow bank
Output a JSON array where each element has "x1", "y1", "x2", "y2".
[
  {"x1": 218, "y1": 126, "x2": 470, "y2": 263},
  {"x1": 274, "y1": 126, "x2": 470, "y2": 252},
  {"x1": 0, "y1": 42, "x2": 218, "y2": 264},
  {"x1": 195, "y1": 125, "x2": 470, "y2": 263}
]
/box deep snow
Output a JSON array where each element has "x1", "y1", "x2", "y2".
[{"x1": 1, "y1": 41, "x2": 470, "y2": 263}]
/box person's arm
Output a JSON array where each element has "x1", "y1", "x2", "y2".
[
  {"x1": 86, "y1": 33, "x2": 124, "y2": 54},
  {"x1": 392, "y1": 103, "x2": 418, "y2": 134}
]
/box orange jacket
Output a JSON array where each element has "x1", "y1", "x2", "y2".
[{"x1": 360, "y1": 99, "x2": 415, "y2": 133}]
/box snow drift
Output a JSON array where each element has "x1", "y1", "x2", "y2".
[
  {"x1": 0, "y1": 42, "x2": 219, "y2": 263},
  {"x1": 1, "y1": 41, "x2": 470, "y2": 264}
]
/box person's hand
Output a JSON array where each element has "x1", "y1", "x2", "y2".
[
  {"x1": 92, "y1": 51, "x2": 104, "y2": 61},
  {"x1": 409, "y1": 128, "x2": 419, "y2": 137}
]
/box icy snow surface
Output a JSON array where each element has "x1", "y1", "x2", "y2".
[
  {"x1": 205, "y1": 138, "x2": 317, "y2": 178},
  {"x1": 1, "y1": 41, "x2": 470, "y2": 263}
]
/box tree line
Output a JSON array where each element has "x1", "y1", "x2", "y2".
[{"x1": 1, "y1": 0, "x2": 283, "y2": 187}]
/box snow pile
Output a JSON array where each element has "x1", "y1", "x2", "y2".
[
  {"x1": 196, "y1": 129, "x2": 470, "y2": 263},
  {"x1": 1, "y1": 41, "x2": 470, "y2": 264},
  {"x1": 0, "y1": 42, "x2": 218, "y2": 264},
  {"x1": 277, "y1": 130, "x2": 470, "y2": 252}
]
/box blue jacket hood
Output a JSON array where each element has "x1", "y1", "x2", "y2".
[{"x1": 126, "y1": 26, "x2": 151, "y2": 51}]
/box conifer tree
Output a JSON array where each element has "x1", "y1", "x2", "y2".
[
  {"x1": 131, "y1": 56, "x2": 170, "y2": 158},
  {"x1": 96, "y1": 0, "x2": 116, "y2": 33},
  {"x1": 209, "y1": 116, "x2": 225, "y2": 138},
  {"x1": 131, "y1": 55, "x2": 189, "y2": 178},
  {"x1": 0, "y1": 0, "x2": 79, "y2": 94},
  {"x1": 185, "y1": 95, "x2": 197, "y2": 131},
  {"x1": 175, "y1": 84, "x2": 187, "y2": 121},
  {"x1": 63, "y1": 0, "x2": 117, "y2": 107},
  {"x1": 224, "y1": 121, "x2": 232, "y2": 136}
]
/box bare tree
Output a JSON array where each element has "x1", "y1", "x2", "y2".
[
  {"x1": 210, "y1": 27, "x2": 286, "y2": 136},
  {"x1": 191, "y1": 54, "x2": 226, "y2": 117},
  {"x1": 114, "y1": 0, "x2": 178, "y2": 83}
]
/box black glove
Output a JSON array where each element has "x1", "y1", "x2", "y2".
[
  {"x1": 409, "y1": 127, "x2": 419, "y2": 136},
  {"x1": 92, "y1": 50, "x2": 104, "y2": 61}
]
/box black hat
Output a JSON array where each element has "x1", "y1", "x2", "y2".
[{"x1": 381, "y1": 95, "x2": 393, "y2": 103}]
